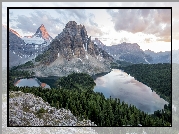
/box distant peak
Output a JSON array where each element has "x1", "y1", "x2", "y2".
[{"x1": 32, "y1": 24, "x2": 53, "y2": 41}]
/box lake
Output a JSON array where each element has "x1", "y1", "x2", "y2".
[
  {"x1": 93, "y1": 69, "x2": 169, "y2": 114},
  {"x1": 14, "y1": 78, "x2": 51, "y2": 89}
]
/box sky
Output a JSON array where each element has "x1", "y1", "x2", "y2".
[{"x1": 2, "y1": 2, "x2": 177, "y2": 52}]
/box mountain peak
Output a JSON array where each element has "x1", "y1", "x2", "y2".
[
  {"x1": 32, "y1": 21, "x2": 113, "y2": 77},
  {"x1": 32, "y1": 24, "x2": 53, "y2": 42},
  {"x1": 65, "y1": 21, "x2": 77, "y2": 27},
  {"x1": 2, "y1": 24, "x2": 22, "y2": 38}
]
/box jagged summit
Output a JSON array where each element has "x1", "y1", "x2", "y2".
[
  {"x1": 30, "y1": 21, "x2": 114, "y2": 77},
  {"x1": 43, "y1": 21, "x2": 113, "y2": 63},
  {"x1": 32, "y1": 24, "x2": 53, "y2": 42}
]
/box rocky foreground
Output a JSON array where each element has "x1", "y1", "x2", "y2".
[{"x1": 9, "y1": 91, "x2": 97, "y2": 126}]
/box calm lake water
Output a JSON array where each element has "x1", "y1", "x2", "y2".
[
  {"x1": 93, "y1": 69, "x2": 169, "y2": 114},
  {"x1": 14, "y1": 78, "x2": 51, "y2": 89}
]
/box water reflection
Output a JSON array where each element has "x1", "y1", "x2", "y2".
[
  {"x1": 94, "y1": 69, "x2": 168, "y2": 114},
  {"x1": 14, "y1": 78, "x2": 51, "y2": 89}
]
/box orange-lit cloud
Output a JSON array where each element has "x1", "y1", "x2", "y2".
[{"x1": 107, "y1": 9, "x2": 171, "y2": 42}]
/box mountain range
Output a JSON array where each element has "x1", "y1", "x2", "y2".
[
  {"x1": 7, "y1": 21, "x2": 172, "y2": 73},
  {"x1": 93, "y1": 38, "x2": 171, "y2": 64},
  {"x1": 144, "y1": 49, "x2": 171, "y2": 64}
]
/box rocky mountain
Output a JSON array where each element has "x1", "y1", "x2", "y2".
[
  {"x1": 8, "y1": 26, "x2": 28, "y2": 67},
  {"x1": 33, "y1": 24, "x2": 53, "y2": 42},
  {"x1": 144, "y1": 49, "x2": 171, "y2": 63},
  {"x1": 94, "y1": 39, "x2": 152, "y2": 64},
  {"x1": 7, "y1": 25, "x2": 50, "y2": 68},
  {"x1": 9, "y1": 91, "x2": 97, "y2": 126},
  {"x1": 26, "y1": 21, "x2": 114, "y2": 77},
  {"x1": 22, "y1": 24, "x2": 53, "y2": 45}
]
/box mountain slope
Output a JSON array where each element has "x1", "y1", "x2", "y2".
[
  {"x1": 7, "y1": 25, "x2": 51, "y2": 68},
  {"x1": 8, "y1": 26, "x2": 28, "y2": 67},
  {"x1": 26, "y1": 21, "x2": 113, "y2": 77},
  {"x1": 144, "y1": 49, "x2": 171, "y2": 63}
]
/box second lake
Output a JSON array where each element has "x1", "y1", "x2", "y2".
[{"x1": 93, "y1": 69, "x2": 168, "y2": 114}]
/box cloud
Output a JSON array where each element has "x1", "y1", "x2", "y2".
[
  {"x1": 88, "y1": 13, "x2": 98, "y2": 27},
  {"x1": 9, "y1": 9, "x2": 104, "y2": 38},
  {"x1": 107, "y1": 9, "x2": 171, "y2": 42},
  {"x1": 55, "y1": 9, "x2": 104, "y2": 37},
  {"x1": 89, "y1": 18, "x2": 98, "y2": 27},
  {"x1": 119, "y1": 37, "x2": 129, "y2": 43},
  {"x1": 9, "y1": 9, "x2": 63, "y2": 37},
  {"x1": 144, "y1": 38, "x2": 152, "y2": 43},
  {"x1": 85, "y1": 25, "x2": 104, "y2": 37},
  {"x1": 55, "y1": 9, "x2": 87, "y2": 25}
]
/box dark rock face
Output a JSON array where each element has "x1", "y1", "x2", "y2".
[
  {"x1": 37, "y1": 21, "x2": 113, "y2": 65},
  {"x1": 31, "y1": 21, "x2": 114, "y2": 77}
]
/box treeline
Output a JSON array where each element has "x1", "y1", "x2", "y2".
[
  {"x1": 116, "y1": 60, "x2": 133, "y2": 67},
  {"x1": 55, "y1": 72, "x2": 96, "y2": 91},
  {"x1": 11, "y1": 61, "x2": 34, "y2": 70},
  {"x1": 9, "y1": 72, "x2": 171, "y2": 126},
  {"x1": 110, "y1": 60, "x2": 133, "y2": 69}
]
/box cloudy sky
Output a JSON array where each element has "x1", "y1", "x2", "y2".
[{"x1": 2, "y1": 2, "x2": 176, "y2": 52}]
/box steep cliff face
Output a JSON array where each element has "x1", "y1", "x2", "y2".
[{"x1": 30, "y1": 21, "x2": 114, "y2": 77}]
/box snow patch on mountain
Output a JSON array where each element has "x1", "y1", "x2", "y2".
[
  {"x1": 22, "y1": 36, "x2": 45, "y2": 45},
  {"x1": 144, "y1": 57, "x2": 150, "y2": 64}
]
